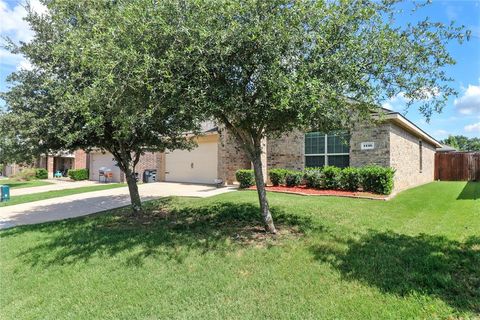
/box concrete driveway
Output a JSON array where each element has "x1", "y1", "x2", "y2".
[{"x1": 0, "y1": 182, "x2": 236, "y2": 229}]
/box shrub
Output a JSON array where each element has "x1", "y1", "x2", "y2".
[
  {"x1": 13, "y1": 168, "x2": 37, "y2": 181},
  {"x1": 360, "y1": 165, "x2": 395, "y2": 195},
  {"x1": 269, "y1": 168, "x2": 288, "y2": 186},
  {"x1": 235, "y1": 169, "x2": 255, "y2": 188},
  {"x1": 322, "y1": 166, "x2": 342, "y2": 189},
  {"x1": 303, "y1": 168, "x2": 323, "y2": 189},
  {"x1": 35, "y1": 168, "x2": 48, "y2": 179},
  {"x1": 339, "y1": 167, "x2": 361, "y2": 191},
  {"x1": 285, "y1": 170, "x2": 303, "y2": 187},
  {"x1": 68, "y1": 168, "x2": 89, "y2": 181}
]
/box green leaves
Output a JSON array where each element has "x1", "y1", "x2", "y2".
[
  {"x1": 167, "y1": 0, "x2": 465, "y2": 141},
  {"x1": 2, "y1": 0, "x2": 202, "y2": 159}
]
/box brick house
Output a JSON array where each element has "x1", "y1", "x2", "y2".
[
  {"x1": 85, "y1": 109, "x2": 440, "y2": 194},
  {"x1": 37, "y1": 150, "x2": 90, "y2": 178}
]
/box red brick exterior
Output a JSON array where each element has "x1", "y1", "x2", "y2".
[
  {"x1": 135, "y1": 152, "x2": 162, "y2": 182},
  {"x1": 47, "y1": 156, "x2": 54, "y2": 178},
  {"x1": 74, "y1": 150, "x2": 89, "y2": 169}
]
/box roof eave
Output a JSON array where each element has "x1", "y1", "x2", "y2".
[{"x1": 380, "y1": 113, "x2": 442, "y2": 148}]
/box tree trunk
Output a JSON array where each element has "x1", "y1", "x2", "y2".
[
  {"x1": 125, "y1": 168, "x2": 142, "y2": 214},
  {"x1": 252, "y1": 153, "x2": 277, "y2": 234}
]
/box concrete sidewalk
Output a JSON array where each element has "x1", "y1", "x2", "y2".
[
  {"x1": 10, "y1": 179, "x2": 101, "y2": 197},
  {"x1": 0, "y1": 182, "x2": 236, "y2": 229}
]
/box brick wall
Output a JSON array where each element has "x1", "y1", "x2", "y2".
[
  {"x1": 267, "y1": 130, "x2": 305, "y2": 171},
  {"x1": 135, "y1": 152, "x2": 162, "y2": 182},
  {"x1": 217, "y1": 128, "x2": 251, "y2": 184},
  {"x1": 47, "y1": 156, "x2": 54, "y2": 178},
  {"x1": 74, "y1": 150, "x2": 88, "y2": 169},
  {"x1": 389, "y1": 124, "x2": 436, "y2": 192},
  {"x1": 350, "y1": 120, "x2": 436, "y2": 193},
  {"x1": 349, "y1": 121, "x2": 391, "y2": 167}
]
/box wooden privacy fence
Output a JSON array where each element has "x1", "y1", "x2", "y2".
[{"x1": 435, "y1": 152, "x2": 480, "y2": 181}]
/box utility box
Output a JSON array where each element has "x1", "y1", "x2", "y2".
[
  {"x1": 143, "y1": 169, "x2": 157, "y2": 183},
  {"x1": 0, "y1": 185, "x2": 10, "y2": 202}
]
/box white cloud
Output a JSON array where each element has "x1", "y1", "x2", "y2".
[
  {"x1": 433, "y1": 129, "x2": 450, "y2": 140},
  {"x1": 464, "y1": 122, "x2": 480, "y2": 133},
  {"x1": 0, "y1": 48, "x2": 24, "y2": 65},
  {"x1": 381, "y1": 102, "x2": 394, "y2": 111},
  {"x1": 416, "y1": 86, "x2": 440, "y2": 100},
  {"x1": 16, "y1": 57, "x2": 33, "y2": 71},
  {"x1": 381, "y1": 87, "x2": 440, "y2": 111},
  {"x1": 0, "y1": 0, "x2": 47, "y2": 68},
  {"x1": 382, "y1": 92, "x2": 407, "y2": 111},
  {"x1": 455, "y1": 84, "x2": 480, "y2": 115},
  {"x1": 0, "y1": 0, "x2": 34, "y2": 43}
]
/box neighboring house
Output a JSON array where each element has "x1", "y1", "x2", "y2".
[
  {"x1": 37, "y1": 150, "x2": 89, "y2": 178},
  {"x1": 86, "y1": 109, "x2": 441, "y2": 194}
]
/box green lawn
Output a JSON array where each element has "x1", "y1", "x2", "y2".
[
  {"x1": 0, "y1": 181, "x2": 478, "y2": 319},
  {"x1": 0, "y1": 179, "x2": 53, "y2": 189},
  {"x1": 0, "y1": 183, "x2": 125, "y2": 207}
]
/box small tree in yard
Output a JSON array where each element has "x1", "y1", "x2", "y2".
[
  {"x1": 1, "y1": 0, "x2": 199, "y2": 213},
  {"x1": 168, "y1": 0, "x2": 468, "y2": 233}
]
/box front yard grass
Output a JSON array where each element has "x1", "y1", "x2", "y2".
[
  {"x1": 0, "y1": 179, "x2": 53, "y2": 189},
  {"x1": 0, "y1": 181, "x2": 478, "y2": 319},
  {"x1": 0, "y1": 183, "x2": 125, "y2": 207}
]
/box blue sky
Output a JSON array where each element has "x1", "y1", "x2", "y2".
[
  {"x1": 385, "y1": 0, "x2": 480, "y2": 140},
  {"x1": 0, "y1": 0, "x2": 479, "y2": 140}
]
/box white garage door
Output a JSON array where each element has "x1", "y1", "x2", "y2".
[
  {"x1": 165, "y1": 141, "x2": 218, "y2": 184},
  {"x1": 90, "y1": 152, "x2": 122, "y2": 182}
]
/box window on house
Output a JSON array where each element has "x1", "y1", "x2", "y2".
[
  {"x1": 419, "y1": 140, "x2": 423, "y2": 173},
  {"x1": 305, "y1": 131, "x2": 350, "y2": 168}
]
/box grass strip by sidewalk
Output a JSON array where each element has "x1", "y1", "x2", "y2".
[
  {"x1": 0, "y1": 183, "x2": 125, "y2": 207},
  {"x1": 0, "y1": 179, "x2": 53, "y2": 189}
]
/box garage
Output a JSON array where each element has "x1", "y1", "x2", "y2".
[
  {"x1": 165, "y1": 135, "x2": 218, "y2": 184},
  {"x1": 89, "y1": 152, "x2": 122, "y2": 182}
]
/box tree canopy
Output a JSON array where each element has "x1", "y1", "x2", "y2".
[
  {"x1": 163, "y1": 0, "x2": 468, "y2": 232},
  {"x1": 1, "y1": 0, "x2": 468, "y2": 230},
  {"x1": 442, "y1": 135, "x2": 480, "y2": 152},
  {"x1": 1, "y1": 0, "x2": 200, "y2": 212}
]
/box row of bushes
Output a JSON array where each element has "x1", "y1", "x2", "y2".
[
  {"x1": 68, "y1": 168, "x2": 89, "y2": 181},
  {"x1": 236, "y1": 165, "x2": 395, "y2": 195},
  {"x1": 302, "y1": 166, "x2": 394, "y2": 194},
  {"x1": 11, "y1": 168, "x2": 90, "y2": 181}
]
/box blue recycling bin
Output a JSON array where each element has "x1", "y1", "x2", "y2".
[{"x1": 1, "y1": 185, "x2": 10, "y2": 202}]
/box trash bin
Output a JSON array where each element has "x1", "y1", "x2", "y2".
[
  {"x1": 1, "y1": 185, "x2": 10, "y2": 202},
  {"x1": 143, "y1": 169, "x2": 157, "y2": 183}
]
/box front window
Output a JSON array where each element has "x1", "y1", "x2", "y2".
[{"x1": 305, "y1": 132, "x2": 350, "y2": 168}]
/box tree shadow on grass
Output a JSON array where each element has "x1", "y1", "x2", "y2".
[
  {"x1": 3, "y1": 199, "x2": 321, "y2": 267},
  {"x1": 310, "y1": 231, "x2": 480, "y2": 313},
  {"x1": 457, "y1": 181, "x2": 479, "y2": 200}
]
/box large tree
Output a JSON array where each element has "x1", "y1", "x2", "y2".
[
  {"x1": 442, "y1": 135, "x2": 480, "y2": 152},
  {"x1": 2, "y1": 0, "x2": 200, "y2": 213},
  {"x1": 167, "y1": 0, "x2": 468, "y2": 233}
]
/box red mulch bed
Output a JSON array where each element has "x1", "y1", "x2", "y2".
[{"x1": 248, "y1": 185, "x2": 388, "y2": 200}]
